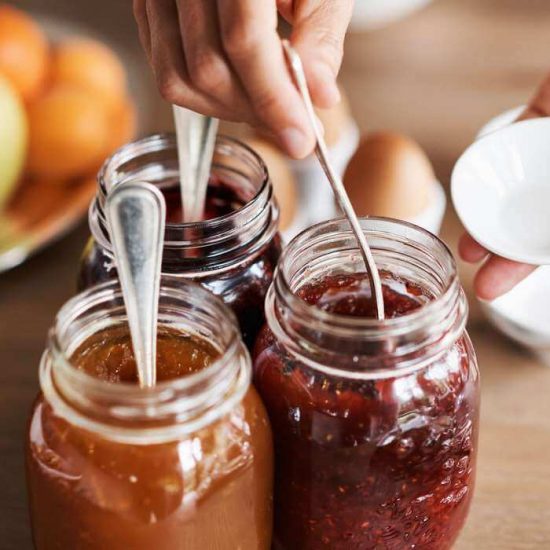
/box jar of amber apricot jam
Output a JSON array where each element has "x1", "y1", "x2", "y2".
[
  {"x1": 26, "y1": 276, "x2": 273, "y2": 550},
  {"x1": 79, "y1": 134, "x2": 282, "y2": 348},
  {"x1": 253, "y1": 218, "x2": 480, "y2": 550}
]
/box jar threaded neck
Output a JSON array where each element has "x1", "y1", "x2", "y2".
[
  {"x1": 41, "y1": 277, "x2": 251, "y2": 444},
  {"x1": 267, "y1": 217, "x2": 468, "y2": 377}
]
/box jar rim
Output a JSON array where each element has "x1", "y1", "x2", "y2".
[
  {"x1": 267, "y1": 217, "x2": 468, "y2": 378},
  {"x1": 41, "y1": 277, "x2": 251, "y2": 444},
  {"x1": 97, "y1": 133, "x2": 271, "y2": 231},
  {"x1": 90, "y1": 133, "x2": 279, "y2": 275},
  {"x1": 276, "y1": 216, "x2": 460, "y2": 335}
]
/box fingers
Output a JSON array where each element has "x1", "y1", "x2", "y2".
[
  {"x1": 290, "y1": 0, "x2": 354, "y2": 108},
  {"x1": 459, "y1": 232, "x2": 535, "y2": 299},
  {"x1": 217, "y1": 0, "x2": 315, "y2": 158},
  {"x1": 519, "y1": 73, "x2": 550, "y2": 120},
  {"x1": 145, "y1": 0, "x2": 219, "y2": 116},
  {"x1": 460, "y1": 76, "x2": 550, "y2": 300},
  {"x1": 458, "y1": 233, "x2": 489, "y2": 263},
  {"x1": 474, "y1": 255, "x2": 537, "y2": 301},
  {"x1": 146, "y1": 0, "x2": 248, "y2": 122},
  {"x1": 176, "y1": 0, "x2": 251, "y2": 122}
]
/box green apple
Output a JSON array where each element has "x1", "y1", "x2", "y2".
[{"x1": 0, "y1": 74, "x2": 28, "y2": 208}]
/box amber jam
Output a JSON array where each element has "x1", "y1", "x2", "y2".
[
  {"x1": 72, "y1": 327, "x2": 220, "y2": 382},
  {"x1": 26, "y1": 278, "x2": 273, "y2": 550},
  {"x1": 79, "y1": 134, "x2": 282, "y2": 348},
  {"x1": 253, "y1": 218, "x2": 480, "y2": 550}
]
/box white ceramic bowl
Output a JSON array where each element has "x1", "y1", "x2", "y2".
[
  {"x1": 471, "y1": 108, "x2": 550, "y2": 356},
  {"x1": 452, "y1": 117, "x2": 550, "y2": 266},
  {"x1": 481, "y1": 266, "x2": 550, "y2": 354},
  {"x1": 476, "y1": 105, "x2": 525, "y2": 139},
  {"x1": 350, "y1": 0, "x2": 434, "y2": 31}
]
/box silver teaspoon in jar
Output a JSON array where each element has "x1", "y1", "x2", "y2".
[
  {"x1": 173, "y1": 105, "x2": 219, "y2": 222},
  {"x1": 282, "y1": 40, "x2": 385, "y2": 320},
  {"x1": 106, "y1": 181, "x2": 166, "y2": 388}
]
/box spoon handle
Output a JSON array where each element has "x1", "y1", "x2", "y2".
[
  {"x1": 173, "y1": 105, "x2": 219, "y2": 222},
  {"x1": 106, "y1": 182, "x2": 166, "y2": 388},
  {"x1": 282, "y1": 40, "x2": 385, "y2": 320}
]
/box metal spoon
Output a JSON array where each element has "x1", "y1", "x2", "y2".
[
  {"x1": 173, "y1": 105, "x2": 219, "y2": 222},
  {"x1": 282, "y1": 41, "x2": 385, "y2": 320},
  {"x1": 106, "y1": 182, "x2": 166, "y2": 388}
]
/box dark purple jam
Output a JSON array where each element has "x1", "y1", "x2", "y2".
[
  {"x1": 79, "y1": 178, "x2": 281, "y2": 349},
  {"x1": 162, "y1": 176, "x2": 246, "y2": 223}
]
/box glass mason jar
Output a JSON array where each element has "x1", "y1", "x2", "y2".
[
  {"x1": 26, "y1": 277, "x2": 273, "y2": 550},
  {"x1": 253, "y1": 218, "x2": 480, "y2": 550},
  {"x1": 78, "y1": 134, "x2": 282, "y2": 348}
]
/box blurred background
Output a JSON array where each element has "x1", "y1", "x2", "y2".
[{"x1": 2, "y1": 0, "x2": 550, "y2": 548}]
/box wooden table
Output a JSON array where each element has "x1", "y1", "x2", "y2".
[{"x1": 2, "y1": 0, "x2": 550, "y2": 547}]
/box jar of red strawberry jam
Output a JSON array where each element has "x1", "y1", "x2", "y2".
[
  {"x1": 26, "y1": 276, "x2": 273, "y2": 550},
  {"x1": 253, "y1": 218, "x2": 480, "y2": 550},
  {"x1": 79, "y1": 134, "x2": 282, "y2": 348}
]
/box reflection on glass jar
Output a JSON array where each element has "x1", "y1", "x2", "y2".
[
  {"x1": 79, "y1": 134, "x2": 282, "y2": 348},
  {"x1": 26, "y1": 277, "x2": 273, "y2": 550},
  {"x1": 253, "y1": 218, "x2": 480, "y2": 550}
]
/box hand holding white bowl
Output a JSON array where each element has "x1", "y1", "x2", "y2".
[{"x1": 457, "y1": 74, "x2": 550, "y2": 300}]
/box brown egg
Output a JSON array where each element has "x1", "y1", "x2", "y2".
[
  {"x1": 343, "y1": 131, "x2": 434, "y2": 219},
  {"x1": 245, "y1": 138, "x2": 297, "y2": 231},
  {"x1": 315, "y1": 85, "x2": 353, "y2": 147}
]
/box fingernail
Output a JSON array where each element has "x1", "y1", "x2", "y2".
[{"x1": 280, "y1": 127, "x2": 311, "y2": 159}]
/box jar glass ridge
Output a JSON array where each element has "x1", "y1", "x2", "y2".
[
  {"x1": 268, "y1": 217, "x2": 469, "y2": 375},
  {"x1": 27, "y1": 277, "x2": 274, "y2": 550},
  {"x1": 90, "y1": 134, "x2": 278, "y2": 274},
  {"x1": 41, "y1": 277, "x2": 249, "y2": 444},
  {"x1": 254, "y1": 217, "x2": 480, "y2": 550},
  {"x1": 79, "y1": 134, "x2": 283, "y2": 348}
]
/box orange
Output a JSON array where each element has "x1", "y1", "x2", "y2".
[
  {"x1": 51, "y1": 39, "x2": 127, "y2": 112},
  {"x1": 27, "y1": 84, "x2": 111, "y2": 180},
  {"x1": 0, "y1": 5, "x2": 48, "y2": 101}
]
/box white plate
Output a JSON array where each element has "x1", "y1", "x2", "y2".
[{"x1": 451, "y1": 117, "x2": 550, "y2": 265}]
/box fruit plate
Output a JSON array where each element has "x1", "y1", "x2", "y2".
[
  {"x1": 0, "y1": 14, "x2": 149, "y2": 274},
  {"x1": 0, "y1": 174, "x2": 96, "y2": 272}
]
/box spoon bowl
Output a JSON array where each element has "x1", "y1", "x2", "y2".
[
  {"x1": 452, "y1": 117, "x2": 550, "y2": 265},
  {"x1": 106, "y1": 181, "x2": 166, "y2": 388}
]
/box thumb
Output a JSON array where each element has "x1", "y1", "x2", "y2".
[
  {"x1": 519, "y1": 73, "x2": 550, "y2": 120},
  {"x1": 288, "y1": 0, "x2": 354, "y2": 108}
]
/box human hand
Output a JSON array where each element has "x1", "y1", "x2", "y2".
[
  {"x1": 133, "y1": 0, "x2": 354, "y2": 159},
  {"x1": 458, "y1": 74, "x2": 550, "y2": 300}
]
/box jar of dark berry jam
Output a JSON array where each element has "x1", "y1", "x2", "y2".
[
  {"x1": 26, "y1": 276, "x2": 273, "y2": 550},
  {"x1": 79, "y1": 134, "x2": 282, "y2": 348},
  {"x1": 253, "y1": 218, "x2": 480, "y2": 550}
]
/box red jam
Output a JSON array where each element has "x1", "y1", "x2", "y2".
[{"x1": 254, "y1": 273, "x2": 479, "y2": 550}]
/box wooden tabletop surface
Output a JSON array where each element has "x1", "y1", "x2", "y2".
[{"x1": 2, "y1": 0, "x2": 550, "y2": 548}]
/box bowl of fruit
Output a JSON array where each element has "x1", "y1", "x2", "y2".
[{"x1": 0, "y1": 4, "x2": 138, "y2": 272}]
